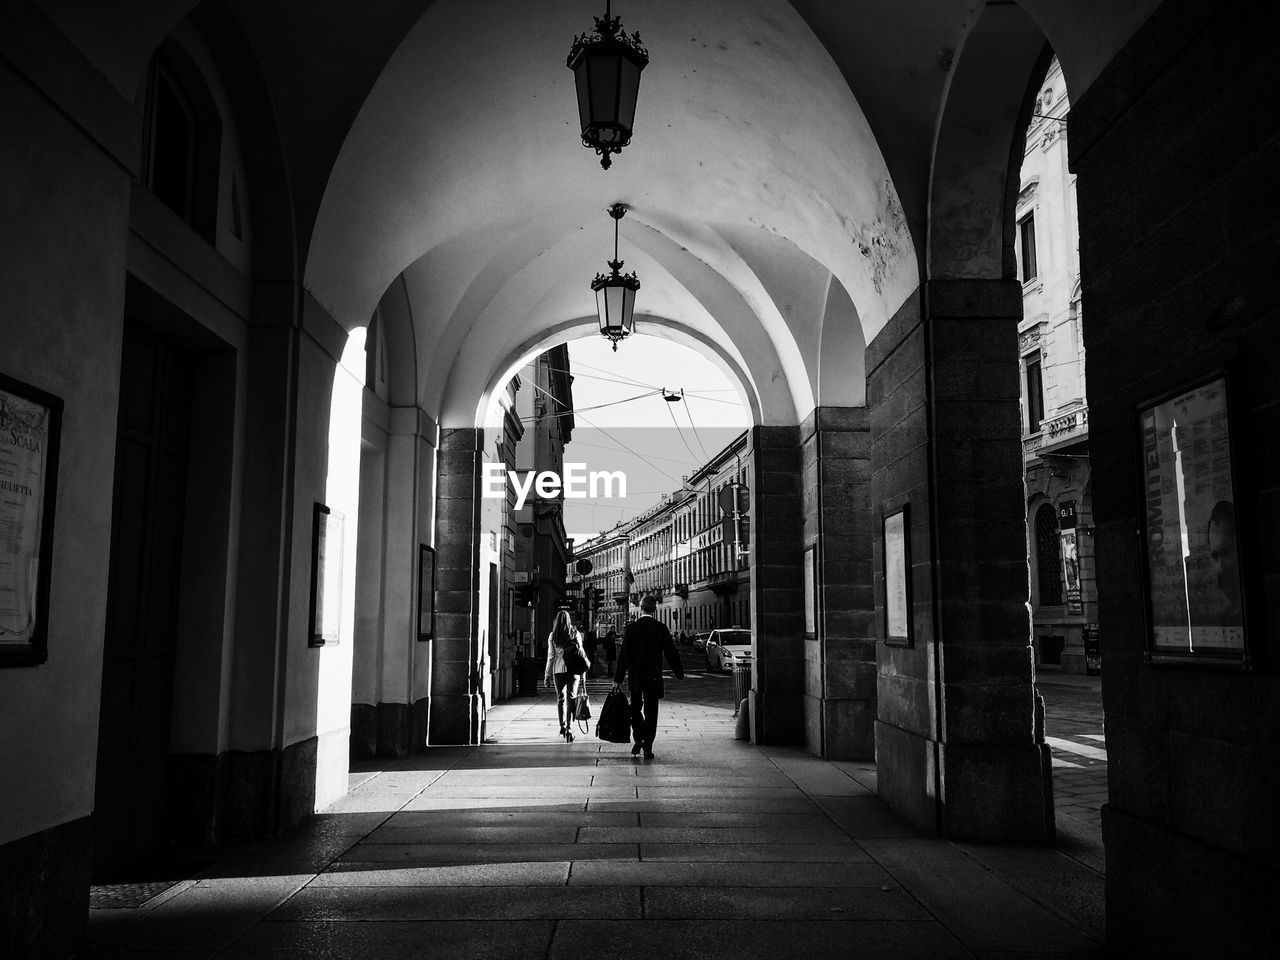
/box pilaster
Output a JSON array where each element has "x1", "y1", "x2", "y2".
[{"x1": 429, "y1": 427, "x2": 484, "y2": 745}]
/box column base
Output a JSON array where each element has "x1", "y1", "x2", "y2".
[
  {"x1": 0, "y1": 816, "x2": 90, "y2": 960},
  {"x1": 749, "y1": 687, "x2": 805, "y2": 746},
  {"x1": 427, "y1": 693, "x2": 482, "y2": 745},
  {"x1": 876, "y1": 720, "x2": 1054, "y2": 841}
]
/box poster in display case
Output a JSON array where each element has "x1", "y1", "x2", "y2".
[{"x1": 1136, "y1": 373, "x2": 1249, "y2": 668}]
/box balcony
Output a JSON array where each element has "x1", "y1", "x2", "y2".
[
  {"x1": 1025, "y1": 404, "x2": 1088, "y2": 460},
  {"x1": 708, "y1": 569, "x2": 739, "y2": 595}
]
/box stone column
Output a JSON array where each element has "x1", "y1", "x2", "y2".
[
  {"x1": 429, "y1": 427, "x2": 483, "y2": 744},
  {"x1": 802, "y1": 407, "x2": 876, "y2": 759},
  {"x1": 869, "y1": 281, "x2": 1053, "y2": 842},
  {"x1": 749, "y1": 426, "x2": 805, "y2": 744}
]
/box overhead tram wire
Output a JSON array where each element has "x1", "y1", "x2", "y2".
[
  {"x1": 545, "y1": 365, "x2": 746, "y2": 408},
  {"x1": 526, "y1": 378, "x2": 683, "y2": 485},
  {"x1": 518, "y1": 389, "x2": 662, "y2": 422},
  {"x1": 679, "y1": 388, "x2": 711, "y2": 460},
  {"x1": 664, "y1": 393, "x2": 702, "y2": 463}
]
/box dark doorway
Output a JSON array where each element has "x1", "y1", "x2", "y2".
[{"x1": 93, "y1": 321, "x2": 192, "y2": 874}]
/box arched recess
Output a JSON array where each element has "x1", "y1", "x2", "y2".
[{"x1": 865, "y1": 2, "x2": 1065, "y2": 840}]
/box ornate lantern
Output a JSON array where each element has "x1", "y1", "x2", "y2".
[
  {"x1": 592, "y1": 203, "x2": 639, "y2": 350},
  {"x1": 566, "y1": 1, "x2": 648, "y2": 170}
]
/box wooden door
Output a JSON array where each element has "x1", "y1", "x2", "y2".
[{"x1": 93, "y1": 321, "x2": 191, "y2": 874}]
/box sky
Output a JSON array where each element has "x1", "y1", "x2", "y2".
[{"x1": 555, "y1": 334, "x2": 751, "y2": 542}]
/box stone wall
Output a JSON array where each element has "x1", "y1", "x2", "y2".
[{"x1": 1071, "y1": 0, "x2": 1280, "y2": 952}]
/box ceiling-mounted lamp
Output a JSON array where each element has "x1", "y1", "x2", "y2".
[
  {"x1": 592, "y1": 203, "x2": 639, "y2": 351},
  {"x1": 566, "y1": 1, "x2": 648, "y2": 170}
]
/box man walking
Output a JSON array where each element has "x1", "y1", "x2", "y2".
[{"x1": 613, "y1": 595, "x2": 684, "y2": 759}]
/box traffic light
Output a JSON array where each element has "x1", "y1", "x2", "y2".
[{"x1": 515, "y1": 585, "x2": 537, "y2": 607}]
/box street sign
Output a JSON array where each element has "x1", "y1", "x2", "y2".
[{"x1": 576, "y1": 558, "x2": 593, "y2": 575}]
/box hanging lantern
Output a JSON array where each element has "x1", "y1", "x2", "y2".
[
  {"x1": 592, "y1": 203, "x2": 639, "y2": 351},
  {"x1": 566, "y1": 1, "x2": 648, "y2": 170}
]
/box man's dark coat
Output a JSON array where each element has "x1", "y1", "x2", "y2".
[{"x1": 614, "y1": 615, "x2": 684, "y2": 697}]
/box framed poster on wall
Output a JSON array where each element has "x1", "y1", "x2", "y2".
[
  {"x1": 0, "y1": 374, "x2": 62, "y2": 667},
  {"x1": 883, "y1": 506, "x2": 912, "y2": 645},
  {"x1": 418, "y1": 544, "x2": 436, "y2": 642},
  {"x1": 309, "y1": 502, "x2": 344, "y2": 647},
  {"x1": 1136, "y1": 372, "x2": 1249, "y2": 667}
]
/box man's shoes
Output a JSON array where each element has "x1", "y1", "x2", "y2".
[
  {"x1": 630, "y1": 742, "x2": 642, "y2": 756},
  {"x1": 643, "y1": 746, "x2": 655, "y2": 759}
]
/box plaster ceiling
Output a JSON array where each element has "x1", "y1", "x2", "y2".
[{"x1": 306, "y1": 0, "x2": 916, "y2": 425}]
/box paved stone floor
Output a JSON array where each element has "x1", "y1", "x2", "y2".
[{"x1": 88, "y1": 669, "x2": 1106, "y2": 958}]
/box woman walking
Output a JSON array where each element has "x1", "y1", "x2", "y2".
[{"x1": 544, "y1": 611, "x2": 589, "y2": 742}]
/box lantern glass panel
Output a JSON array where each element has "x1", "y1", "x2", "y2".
[
  {"x1": 617, "y1": 57, "x2": 642, "y2": 133},
  {"x1": 574, "y1": 66, "x2": 591, "y2": 137},
  {"x1": 605, "y1": 284, "x2": 627, "y2": 330},
  {"x1": 622, "y1": 286, "x2": 636, "y2": 330},
  {"x1": 587, "y1": 53, "x2": 621, "y2": 130},
  {"x1": 595, "y1": 286, "x2": 609, "y2": 331}
]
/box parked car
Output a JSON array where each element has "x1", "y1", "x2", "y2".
[
  {"x1": 704, "y1": 628, "x2": 752, "y2": 673},
  {"x1": 691, "y1": 632, "x2": 711, "y2": 650}
]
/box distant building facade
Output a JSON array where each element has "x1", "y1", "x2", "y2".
[
  {"x1": 569, "y1": 431, "x2": 753, "y2": 639},
  {"x1": 482, "y1": 346, "x2": 575, "y2": 700},
  {"x1": 1017, "y1": 58, "x2": 1096, "y2": 675}
]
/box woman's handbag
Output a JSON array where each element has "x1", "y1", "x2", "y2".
[
  {"x1": 572, "y1": 689, "x2": 592, "y2": 733},
  {"x1": 596, "y1": 689, "x2": 631, "y2": 743}
]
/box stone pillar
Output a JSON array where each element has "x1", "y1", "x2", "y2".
[
  {"x1": 802, "y1": 407, "x2": 876, "y2": 759},
  {"x1": 429, "y1": 427, "x2": 483, "y2": 745},
  {"x1": 749, "y1": 426, "x2": 805, "y2": 745},
  {"x1": 869, "y1": 282, "x2": 1053, "y2": 842}
]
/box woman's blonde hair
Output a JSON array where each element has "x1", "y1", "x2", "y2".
[{"x1": 552, "y1": 609, "x2": 576, "y2": 648}]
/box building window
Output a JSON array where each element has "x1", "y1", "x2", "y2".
[
  {"x1": 146, "y1": 63, "x2": 196, "y2": 222},
  {"x1": 1025, "y1": 356, "x2": 1044, "y2": 433},
  {"x1": 1019, "y1": 213, "x2": 1038, "y2": 282},
  {"x1": 141, "y1": 44, "x2": 222, "y2": 242},
  {"x1": 1034, "y1": 503, "x2": 1063, "y2": 606}
]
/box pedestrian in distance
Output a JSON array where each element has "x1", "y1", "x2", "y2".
[
  {"x1": 603, "y1": 629, "x2": 618, "y2": 675},
  {"x1": 584, "y1": 629, "x2": 600, "y2": 677},
  {"x1": 613, "y1": 595, "x2": 684, "y2": 759},
  {"x1": 544, "y1": 610, "x2": 589, "y2": 742}
]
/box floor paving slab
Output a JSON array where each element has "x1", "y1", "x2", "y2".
[
  {"x1": 639, "y1": 842, "x2": 873, "y2": 863},
  {"x1": 956, "y1": 843, "x2": 1104, "y2": 944},
  {"x1": 270, "y1": 884, "x2": 642, "y2": 921},
  {"x1": 642, "y1": 884, "x2": 929, "y2": 920},
  {"x1": 308, "y1": 861, "x2": 569, "y2": 886},
  {"x1": 813, "y1": 795, "x2": 930, "y2": 838},
  {"x1": 548, "y1": 918, "x2": 975, "y2": 960},
  {"x1": 385, "y1": 808, "x2": 638, "y2": 828},
  {"x1": 585, "y1": 796, "x2": 819, "y2": 813},
  {"x1": 330, "y1": 843, "x2": 639, "y2": 865},
  {"x1": 220, "y1": 920, "x2": 556, "y2": 960},
  {"x1": 637, "y1": 810, "x2": 832, "y2": 827},
  {"x1": 359, "y1": 824, "x2": 579, "y2": 844},
  {"x1": 88, "y1": 875, "x2": 312, "y2": 953},
  {"x1": 579, "y1": 825, "x2": 854, "y2": 844},
  {"x1": 860, "y1": 839, "x2": 1100, "y2": 954},
  {"x1": 401, "y1": 796, "x2": 592, "y2": 811},
  {"x1": 568, "y1": 860, "x2": 893, "y2": 887}
]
